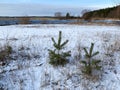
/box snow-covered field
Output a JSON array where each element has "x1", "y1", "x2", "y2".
[{"x1": 0, "y1": 24, "x2": 120, "y2": 90}]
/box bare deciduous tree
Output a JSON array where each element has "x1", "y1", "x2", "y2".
[
  {"x1": 54, "y1": 12, "x2": 62, "y2": 17},
  {"x1": 81, "y1": 9, "x2": 91, "y2": 16}
]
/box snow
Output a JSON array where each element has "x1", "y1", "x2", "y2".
[{"x1": 0, "y1": 24, "x2": 120, "y2": 90}]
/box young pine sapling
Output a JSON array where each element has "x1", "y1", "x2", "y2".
[
  {"x1": 81, "y1": 43, "x2": 101, "y2": 75},
  {"x1": 48, "y1": 31, "x2": 71, "y2": 66}
]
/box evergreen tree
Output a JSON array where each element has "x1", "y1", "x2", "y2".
[
  {"x1": 48, "y1": 31, "x2": 71, "y2": 66},
  {"x1": 66, "y1": 12, "x2": 70, "y2": 19},
  {"x1": 81, "y1": 43, "x2": 101, "y2": 75}
]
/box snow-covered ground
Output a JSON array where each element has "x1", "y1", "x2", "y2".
[{"x1": 0, "y1": 24, "x2": 120, "y2": 90}]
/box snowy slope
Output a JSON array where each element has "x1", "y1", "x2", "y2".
[{"x1": 0, "y1": 24, "x2": 120, "y2": 90}]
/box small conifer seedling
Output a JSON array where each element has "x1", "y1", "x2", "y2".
[
  {"x1": 81, "y1": 43, "x2": 101, "y2": 75},
  {"x1": 48, "y1": 31, "x2": 71, "y2": 66}
]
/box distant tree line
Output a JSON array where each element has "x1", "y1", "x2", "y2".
[
  {"x1": 82, "y1": 5, "x2": 120, "y2": 20},
  {"x1": 54, "y1": 12, "x2": 79, "y2": 19}
]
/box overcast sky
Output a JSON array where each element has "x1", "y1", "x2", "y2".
[{"x1": 0, "y1": 0, "x2": 119, "y2": 16}]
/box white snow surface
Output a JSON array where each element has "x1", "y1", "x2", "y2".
[{"x1": 0, "y1": 24, "x2": 120, "y2": 90}]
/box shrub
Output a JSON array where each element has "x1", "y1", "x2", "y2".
[
  {"x1": 48, "y1": 31, "x2": 71, "y2": 66},
  {"x1": 81, "y1": 43, "x2": 101, "y2": 75},
  {"x1": 0, "y1": 45, "x2": 12, "y2": 65},
  {"x1": 20, "y1": 17, "x2": 30, "y2": 24}
]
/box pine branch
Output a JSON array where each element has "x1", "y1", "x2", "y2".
[{"x1": 61, "y1": 40, "x2": 69, "y2": 48}]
